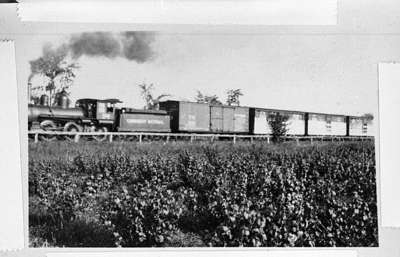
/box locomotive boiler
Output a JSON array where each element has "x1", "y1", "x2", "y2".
[{"x1": 28, "y1": 105, "x2": 84, "y2": 123}]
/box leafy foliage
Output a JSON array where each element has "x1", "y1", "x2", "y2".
[
  {"x1": 226, "y1": 89, "x2": 243, "y2": 106},
  {"x1": 29, "y1": 141, "x2": 378, "y2": 247},
  {"x1": 268, "y1": 113, "x2": 290, "y2": 143},
  {"x1": 29, "y1": 44, "x2": 79, "y2": 105},
  {"x1": 361, "y1": 113, "x2": 374, "y2": 121},
  {"x1": 138, "y1": 83, "x2": 170, "y2": 110},
  {"x1": 195, "y1": 91, "x2": 222, "y2": 105}
]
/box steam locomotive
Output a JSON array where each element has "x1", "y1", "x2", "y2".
[
  {"x1": 28, "y1": 92, "x2": 374, "y2": 141},
  {"x1": 28, "y1": 92, "x2": 170, "y2": 141}
]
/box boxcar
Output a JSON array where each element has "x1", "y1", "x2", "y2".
[
  {"x1": 250, "y1": 108, "x2": 305, "y2": 135},
  {"x1": 307, "y1": 113, "x2": 347, "y2": 136},
  {"x1": 159, "y1": 101, "x2": 210, "y2": 133},
  {"x1": 349, "y1": 116, "x2": 374, "y2": 136},
  {"x1": 210, "y1": 105, "x2": 249, "y2": 133},
  {"x1": 117, "y1": 109, "x2": 171, "y2": 132}
]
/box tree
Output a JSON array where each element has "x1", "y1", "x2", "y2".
[
  {"x1": 138, "y1": 83, "x2": 170, "y2": 110},
  {"x1": 226, "y1": 89, "x2": 243, "y2": 106},
  {"x1": 361, "y1": 113, "x2": 374, "y2": 120},
  {"x1": 268, "y1": 112, "x2": 289, "y2": 143},
  {"x1": 29, "y1": 44, "x2": 79, "y2": 105},
  {"x1": 195, "y1": 91, "x2": 222, "y2": 105}
]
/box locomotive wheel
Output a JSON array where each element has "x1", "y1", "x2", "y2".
[
  {"x1": 63, "y1": 122, "x2": 83, "y2": 141},
  {"x1": 91, "y1": 126, "x2": 108, "y2": 142},
  {"x1": 39, "y1": 120, "x2": 57, "y2": 141}
]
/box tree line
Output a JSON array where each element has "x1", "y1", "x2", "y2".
[{"x1": 138, "y1": 83, "x2": 244, "y2": 110}]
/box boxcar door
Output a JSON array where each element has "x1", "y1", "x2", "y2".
[
  {"x1": 223, "y1": 106, "x2": 235, "y2": 132},
  {"x1": 233, "y1": 107, "x2": 250, "y2": 133},
  {"x1": 210, "y1": 106, "x2": 223, "y2": 132}
]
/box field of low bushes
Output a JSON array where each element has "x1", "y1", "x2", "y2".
[{"x1": 29, "y1": 141, "x2": 378, "y2": 247}]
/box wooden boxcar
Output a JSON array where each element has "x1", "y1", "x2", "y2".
[
  {"x1": 159, "y1": 101, "x2": 210, "y2": 133},
  {"x1": 210, "y1": 105, "x2": 249, "y2": 133},
  {"x1": 349, "y1": 116, "x2": 374, "y2": 136},
  {"x1": 250, "y1": 108, "x2": 305, "y2": 135},
  {"x1": 307, "y1": 113, "x2": 347, "y2": 136},
  {"x1": 160, "y1": 100, "x2": 250, "y2": 134}
]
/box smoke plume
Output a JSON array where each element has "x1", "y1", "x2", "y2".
[
  {"x1": 69, "y1": 32, "x2": 121, "y2": 59},
  {"x1": 29, "y1": 31, "x2": 156, "y2": 84},
  {"x1": 68, "y1": 31, "x2": 155, "y2": 62},
  {"x1": 121, "y1": 32, "x2": 154, "y2": 63}
]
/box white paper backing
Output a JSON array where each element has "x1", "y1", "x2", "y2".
[
  {"x1": 378, "y1": 63, "x2": 400, "y2": 228},
  {"x1": 17, "y1": 0, "x2": 337, "y2": 25},
  {"x1": 0, "y1": 41, "x2": 24, "y2": 250}
]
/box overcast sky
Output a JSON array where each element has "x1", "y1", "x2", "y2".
[{"x1": 17, "y1": 32, "x2": 400, "y2": 116}]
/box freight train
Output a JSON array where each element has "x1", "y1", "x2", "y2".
[{"x1": 28, "y1": 93, "x2": 374, "y2": 141}]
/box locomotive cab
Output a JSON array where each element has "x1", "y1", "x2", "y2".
[{"x1": 75, "y1": 98, "x2": 122, "y2": 130}]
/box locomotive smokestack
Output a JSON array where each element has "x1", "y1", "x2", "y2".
[
  {"x1": 40, "y1": 94, "x2": 49, "y2": 106},
  {"x1": 56, "y1": 90, "x2": 70, "y2": 109}
]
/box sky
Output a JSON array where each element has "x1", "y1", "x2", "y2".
[{"x1": 16, "y1": 32, "x2": 400, "y2": 117}]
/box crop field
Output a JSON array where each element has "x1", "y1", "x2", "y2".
[{"x1": 29, "y1": 141, "x2": 378, "y2": 247}]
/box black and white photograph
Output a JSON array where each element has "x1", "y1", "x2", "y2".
[{"x1": 23, "y1": 30, "x2": 382, "y2": 248}]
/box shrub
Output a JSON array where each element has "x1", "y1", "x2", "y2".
[
  {"x1": 267, "y1": 113, "x2": 289, "y2": 143},
  {"x1": 29, "y1": 141, "x2": 378, "y2": 247}
]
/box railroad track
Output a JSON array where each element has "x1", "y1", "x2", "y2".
[{"x1": 28, "y1": 131, "x2": 374, "y2": 144}]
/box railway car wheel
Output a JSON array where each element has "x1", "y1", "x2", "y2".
[
  {"x1": 91, "y1": 126, "x2": 108, "y2": 142},
  {"x1": 63, "y1": 122, "x2": 83, "y2": 141},
  {"x1": 39, "y1": 120, "x2": 57, "y2": 141}
]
